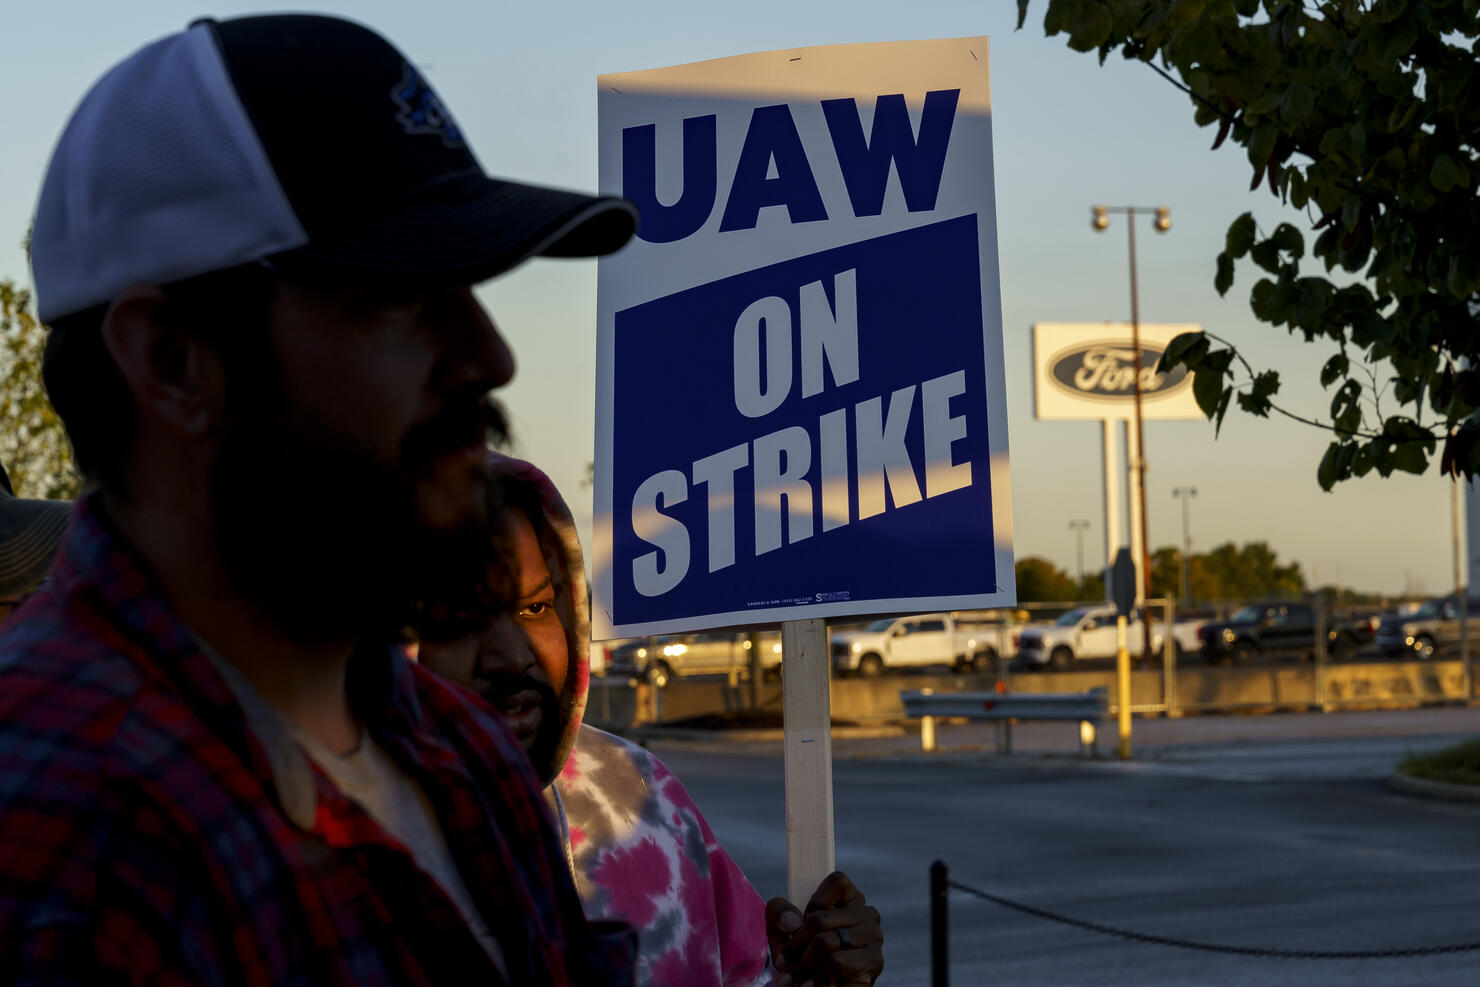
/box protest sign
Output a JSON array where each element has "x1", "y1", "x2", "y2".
[{"x1": 595, "y1": 38, "x2": 1015, "y2": 641}]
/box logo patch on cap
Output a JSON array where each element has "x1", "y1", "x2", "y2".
[{"x1": 391, "y1": 63, "x2": 464, "y2": 147}]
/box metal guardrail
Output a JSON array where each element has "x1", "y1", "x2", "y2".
[{"x1": 900, "y1": 688, "x2": 1108, "y2": 756}]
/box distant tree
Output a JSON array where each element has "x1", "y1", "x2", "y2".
[
  {"x1": 1020, "y1": 0, "x2": 1480, "y2": 489},
  {"x1": 1197, "y1": 540, "x2": 1306, "y2": 599},
  {"x1": 1149, "y1": 545, "x2": 1183, "y2": 599},
  {"x1": 0, "y1": 280, "x2": 77, "y2": 499},
  {"x1": 1015, "y1": 556, "x2": 1080, "y2": 602},
  {"x1": 1076, "y1": 571, "x2": 1106, "y2": 601}
]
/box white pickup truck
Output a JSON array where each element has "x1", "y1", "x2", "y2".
[
  {"x1": 831, "y1": 613, "x2": 1016, "y2": 676},
  {"x1": 1015, "y1": 605, "x2": 1165, "y2": 668}
]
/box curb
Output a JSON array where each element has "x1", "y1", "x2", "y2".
[
  {"x1": 1385, "y1": 771, "x2": 1480, "y2": 804},
  {"x1": 624, "y1": 724, "x2": 907, "y2": 743}
]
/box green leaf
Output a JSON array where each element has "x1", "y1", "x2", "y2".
[
  {"x1": 1212, "y1": 387, "x2": 1233, "y2": 437},
  {"x1": 1225, "y1": 213, "x2": 1257, "y2": 258},
  {"x1": 1193, "y1": 367, "x2": 1230, "y2": 419},
  {"x1": 1016, "y1": 0, "x2": 1032, "y2": 29},
  {"x1": 1215, "y1": 252, "x2": 1235, "y2": 295},
  {"x1": 1250, "y1": 240, "x2": 1282, "y2": 274},
  {"x1": 1236, "y1": 370, "x2": 1280, "y2": 416},
  {"x1": 1331, "y1": 382, "x2": 1363, "y2": 436},
  {"x1": 1068, "y1": 5, "x2": 1113, "y2": 50},
  {"x1": 1317, "y1": 442, "x2": 1343, "y2": 491},
  {"x1": 1280, "y1": 82, "x2": 1316, "y2": 123},
  {"x1": 1270, "y1": 223, "x2": 1304, "y2": 258},
  {"x1": 1250, "y1": 278, "x2": 1279, "y2": 319},
  {"x1": 1248, "y1": 122, "x2": 1278, "y2": 169},
  {"x1": 1159, "y1": 330, "x2": 1209, "y2": 372},
  {"x1": 1431, "y1": 154, "x2": 1471, "y2": 192},
  {"x1": 1320, "y1": 353, "x2": 1349, "y2": 388},
  {"x1": 1391, "y1": 439, "x2": 1429, "y2": 475}
]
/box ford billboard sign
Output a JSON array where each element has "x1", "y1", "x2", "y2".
[
  {"x1": 1046, "y1": 340, "x2": 1190, "y2": 402},
  {"x1": 1033, "y1": 323, "x2": 1203, "y2": 422}
]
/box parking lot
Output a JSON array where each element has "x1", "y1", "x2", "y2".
[{"x1": 656, "y1": 706, "x2": 1480, "y2": 986}]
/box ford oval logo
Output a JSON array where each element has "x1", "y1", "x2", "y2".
[{"x1": 1047, "y1": 340, "x2": 1190, "y2": 402}]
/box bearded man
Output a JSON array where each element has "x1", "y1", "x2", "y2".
[
  {"x1": 0, "y1": 14, "x2": 638, "y2": 985},
  {"x1": 416, "y1": 454, "x2": 886, "y2": 987}
]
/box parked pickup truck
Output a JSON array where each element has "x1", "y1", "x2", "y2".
[
  {"x1": 830, "y1": 613, "x2": 1014, "y2": 676},
  {"x1": 608, "y1": 631, "x2": 782, "y2": 687},
  {"x1": 1014, "y1": 605, "x2": 1163, "y2": 668},
  {"x1": 1198, "y1": 602, "x2": 1374, "y2": 664},
  {"x1": 1374, "y1": 595, "x2": 1480, "y2": 658}
]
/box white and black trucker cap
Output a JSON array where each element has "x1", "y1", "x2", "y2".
[{"x1": 31, "y1": 14, "x2": 638, "y2": 323}]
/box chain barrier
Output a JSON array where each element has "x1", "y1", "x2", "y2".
[{"x1": 946, "y1": 876, "x2": 1480, "y2": 960}]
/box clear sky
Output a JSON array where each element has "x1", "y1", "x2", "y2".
[{"x1": 2, "y1": 1, "x2": 1457, "y2": 598}]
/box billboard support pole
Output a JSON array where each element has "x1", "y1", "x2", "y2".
[
  {"x1": 782, "y1": 617, "x2": 836, "y2": 906},
  {"x1": 1102, "y1": 419, "x2": 1121, "y2": 603}
]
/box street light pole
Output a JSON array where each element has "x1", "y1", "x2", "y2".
[
  {"x1": 1069, "y1": 519, "x2": 1090, "y2": 588},
  {"x1": 1172, "y1": 487, "x2": 1197, "y2": 602},
  {"x1": 1093, "y1": 204, "x2": 1170, "y2": 662}
]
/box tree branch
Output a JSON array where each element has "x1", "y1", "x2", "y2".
[{"x1": 1204, "y1": 330, "x2": 1439, "y2": 443}]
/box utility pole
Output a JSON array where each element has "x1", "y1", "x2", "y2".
[{"x1": 1093, "y1": 204, "x2": 1171, "y2": 661}]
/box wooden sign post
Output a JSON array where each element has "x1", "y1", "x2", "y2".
[{"x1": 782, "y1": 618, "x2": 835, "y2": 905}]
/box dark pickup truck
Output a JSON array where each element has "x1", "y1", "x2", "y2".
[
  {"x1": 1199, "y1": 602, "x2": 1376, "y2": 664},
  {"x1": 1374, "y1": 595, "x2": 1480, "y2": 659}
]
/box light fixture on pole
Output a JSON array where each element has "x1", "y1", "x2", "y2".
[
  {"x1": 1069, "y1": 519, "x2": 1090, "y2": 587},
  {"x1": 1171, "y1": 487, "x2": 1197, "y2": 602},
  {"x1": 1092, "y1": 204, "x2": 1171, "y2": 660}
]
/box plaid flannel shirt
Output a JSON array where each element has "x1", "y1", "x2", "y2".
[{"x1": 0, "y1": 494, "x2": 635, "y2": 985}]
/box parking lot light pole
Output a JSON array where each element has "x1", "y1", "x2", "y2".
[
  {"x1": 1069, "y1": 519, "x2": 1090, "y2": 588},
  {"x1": 1172, "y1": 487, "x2": 1197, "y2": 602},
  {"x1": 1093, "y1": 204, "x2": 1171, "y2": 662}
]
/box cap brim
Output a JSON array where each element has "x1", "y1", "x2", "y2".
[
  {"x1": 269, "y1": 172, "x2": 639, "y2": 285},
  {"x1": 0, "y1": 498, "x2": 71, "y2": 598}
]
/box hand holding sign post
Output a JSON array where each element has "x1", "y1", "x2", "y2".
[{"x1": 596, "y1": 38, "x2": 1014, "y2": 908}]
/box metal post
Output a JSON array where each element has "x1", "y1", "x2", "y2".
[
  {"x1": 1126, "y1": 209, "x2": 1155, "y2": 665},
  {"x1": 1115, "y1": 615, "x2": 1132, "y2": 759},
  {"x1": 1102, "y1": 419, "x2": 1121, "y2": 604},
  {"x1": 1164, "y1": 595, "x2": 1180, "y2": 718},
  {"x1": 1454, "y1": 476, "x2": 1471, "y2": 702},
  {"x1": 930, "y1": 860, "x2": 949, "y2": 987},
  {"x1": 1314, "y1": 592, "x2": 1329, "y2": 712},
  {"x1": 920, "y1": 687, "x2": 936, "y2": 752},
  {"x1": 1462, "y1": 591, "x2": 1472, "y2": 703},
  {"x1": 747, "y1": 630, "x2": 761, "y2": 711}
]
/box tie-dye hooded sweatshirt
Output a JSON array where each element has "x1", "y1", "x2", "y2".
[{"x1": 491, "y1": 453, "x2": 771, "y2": 987}]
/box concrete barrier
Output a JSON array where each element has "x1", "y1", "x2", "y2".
[{"x1": 580, "y1": 661, "x2": 1476, "y2": 732}]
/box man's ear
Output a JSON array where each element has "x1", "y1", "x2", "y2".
[{"x1": 100, "y1": 285, "x2": 226, "y2": 438}]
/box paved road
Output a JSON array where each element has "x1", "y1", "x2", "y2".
[{"x1": 652, "y1": 707, "x2": 1480, "y2": 986}]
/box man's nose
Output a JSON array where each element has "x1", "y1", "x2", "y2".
[
  {"x1": 438, "y1": 287, "x2": 516, "y2": 392},
  {"x1": 478, "y1": 616, "x2": 538, "y2": 677}
]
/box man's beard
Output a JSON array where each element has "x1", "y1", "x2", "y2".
[
  {"x1": 476, "y1": 669, "x2": 564, "y2": 780},
  {"x1": 210, "y1": 378, "x2": 503, "y2": 643}
]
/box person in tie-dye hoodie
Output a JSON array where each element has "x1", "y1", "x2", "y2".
[{"x1": 416, "y1": 453, "x2": 884, "y2": 987}]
